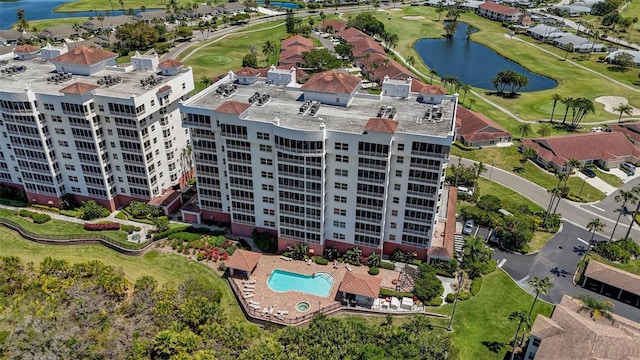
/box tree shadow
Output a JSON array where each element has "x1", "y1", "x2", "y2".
[
  {"x1": 549, "y1": 266, "x2": 571, "y2": 277},
  {"x1": 482, "y1": 340, "x2": 508, "y2": 353},
  {"x1": 607, "y1": 66, "x2": 629, "y2": 72},
  {"x1": 573, "y1": 245, "x2": 588, "y2": 256},
  {"x1": 513, "y1": 166, "x2": 525, "y2": 173}
]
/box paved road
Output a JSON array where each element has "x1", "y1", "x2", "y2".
[
  {"x1": 451, "y1": 156, "x2": 640, "y2": 241},
  {"x1": 493, "y1": 222, "x2": 640, "y2": 322}
]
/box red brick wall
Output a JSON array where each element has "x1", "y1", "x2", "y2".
[
  {"x1": 183, "y1": 213, "x2": 199, "y2": 223},
  {"x1": 382, "y1": 242, "x2": 428, "y2": 261},
  {"x1": 200, "y1": 209, "x2": 231, "y2": 223},
  {"x1": 25, "y1": 192, "x2": 60, "y2": 208},
  {"x1": 231, "y1": 222, "x2": 254, "y2": 237}
]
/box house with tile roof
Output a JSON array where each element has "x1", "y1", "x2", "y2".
[
  {"x1": 524, "y1": 295, "x2": 640, "y2": 359},
  {"x1": 339, "y1": 271, "x2": 382, "y2": 307},
  {"x1": 477, "y1": 2, "x2": 521, "y2": 22},
  {"x1": 319, "y1": 19, "x2": 347, "y2": 34},
  {"x1": 50, "y1": 46, "x2": 117, "y2": 76},
  {"x1": 521, "y1": 132, "x2": 640, "y2": 173},
  {"x1": 455, "y1": 106, "x2": 512, "y2": 148},
  {"x1": 609, "y1": 122, "x2": 640, "y2": 145},
  {"x1": 279, "y1": 35, "x2": 315, "y2": 67},
  {"x1": 225, "y1": 249, "x2": 262, "y2": 278}
]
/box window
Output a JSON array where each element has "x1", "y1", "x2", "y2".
[
  {"x1": 390, "y1": 222, "x2": 397, "y2": 229},
  {"x1": 55, "y1": 128, "x2": 65, "y2": 135},
  {"x1": 334, "y1": 182, "x2": 348, "y2": 190},
  {"x1": 58, "y1": 140, "x2": 68, "y2": 147},
  {"x1": 392, "y1": 210, "x2": 398, "y2": 216},
  {"x1": 334, "y1": 208, "x2": 346, "y2": 216},
  {"x1": 261, "y1": 171, "x2": 273, "y2": 179},
  {"x1": 333, "y1": 221, "x2": 346, "y2": 228},
  {"x1": 260, "y1": 144, "x2": 272, "y2": 152},
  {"x1": 51, "y1": 115, "x2": 62, "y2": 122},
  {"x1": 182, "y1": 82, "x2": 186, "y2": 89},
  {"x1": 68, "y1": 176, "x2": 78, "y2": 182},
  {"x1": 263, "y1": 196, "x2": 275, "y2": 203},
  {"x1": 394, "y1": 184, "x2": 401, "y2": 191},
  {"x1": 336, "y1": 155, "x2": 349, "y2": 163},
  {"x1": 333, "y1": 233, "x2": 346, "y2": 240},
  {"x1": 395, "y1": 170, "x2": 402, "y2": 177},
  {"x1": 263, "y1": 209, "x2": 275, "y2": 216},
  {"x1": 397, "y1": 143, "x2": 405, "y2": 151},
  {"x1": 334, "y1": 195, "x2": 347, "y2": 203},
  {"x1": 62, "y1": 153, "x2": 72, "y2": 159},
  {"x1": 150, "y1": 99, "x2": 155, "y2": 107},
  {"x1": 257, "y1": 132, "x2": 270, "y2": 140},
  {"x1": 389, "y1": 234, "x2": 396, "y2": 241},
  {"x1": 260, "y1": 158, "x2": 273, "y2": 166},
  {"x1": 44, "y1": 103, "x2": 55, "y2": 111},
  {"x1": 65, "y1": 164, "x2": 75, "y2": 171},
  {"x1": 262, "y1": 184, "x2": 274, "y2": 191},
  {"x1": 393, "y1": 197, "x2": 399, "y2": 204},
  {"x1": 335, "y1": 142, "x2": 348, "y2": 151},
  {"x1": 335, "y1": 169, "x2": 348, "y2": 177},
  {"x1": 263, "y1": 220, "x2": 276, "y2": 227},
  {"x1": 397, "y1": 156, "x2": 404, "y2": 163}
]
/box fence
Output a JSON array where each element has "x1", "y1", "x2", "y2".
[
  {"x1": 229, "y1": 278, "x2": 341, "y2": 326},
  {"x1": 0, "y1": 218, "x2": 153, "y2": 256}
]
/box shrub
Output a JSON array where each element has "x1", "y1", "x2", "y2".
[
  {"x1": 253, "y1": 228, "x2": 277, "y2": 253},
  {"x1": 115, "y1": 212, "x2": 128, "y2": 220},
  {"x1": 225, "y1": 245, "x2": 237, "y2": 256},
  {"x1": 314, "y1": 256, "x2": 329, "y2": 265},
  {"x1": 453, "y1": 141, "x2": 474, "y2": 151},
  {"x1": 30, "y1": 204, "x2": 60, "y2": 213},
  {"x1": 208, "y1": 235, "x2": 226, "y2": 247},
  {"x1": 380, "y1": 261, "x2": 395, "y2": 270},
  {"x1": 18, "y1": 210, "x2": 51, "y2": 224},
  {"x1": 218, "y1": 262, "x2": 226, "y2": 272},
  {"x1": 379, "y1": 288, "x2": 414, "y2": 298},
  {"x1": 427, "y1": 297, "x2": 443, "y2": 306},
  {"x1": 368, "y1": 266, "x2": 379, "y2": 275},
  {"x1": 458, "y1": 291, "x2": 471, "y2": 301},
  {"x1": 121, "y1": 224, "x2": 141, "y2": 233},
  {"x1": 470, "y1": 277, "x2": 483, "y2": 296},
  {"x1": 79, "y1": 200, "x2": 110, "y2": 220},
  {"x1": 152, "y1": 225, "x2": 190, "y2": 240},
  {"x1": 197, "y1": 252, "x2": 205, "y2": 261},
  {"x1": 168, "y1": 232, "x2": 202, "y2": 242},
  {"x1": 445, "y1": 293, "x2": 456, "y2": 303},
  {"x1": 59, "y1": 209, "x2": 79, "y2": 218},
  {"x1": 84, "y1": 222, "x2": 121, "y2": 231}
]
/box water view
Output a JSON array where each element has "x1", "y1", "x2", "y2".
[
  {"x1": 415, "y1": 22, "x2": 557, "y2": 92},
  {"x1": 256, "y1": 1, "x2": 300, "y2": 9},
  {"x1": 0, "y1": 0, "x2": 158, "y2": 29}
]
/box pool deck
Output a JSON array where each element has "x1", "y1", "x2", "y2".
[{"x1": 230, "y1": 254, "x2": 401, "y2": 324}]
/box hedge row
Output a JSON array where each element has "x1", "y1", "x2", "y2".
[
  {"x1": 59, "y1": 209, "x2": 79, "y2": 218},
  {"x1": 121, "y1": 224, "x2": 141, "y2": 233},
  {"x1": 380, "y1": 261, "x2": 396, "y2": 270},
  {"x1": 29, "y1": 204, "x2": 60, "y2": 213},
  {"x1": 470, "y1": 277, "x2": 483, "y2": 296},
  {"x1": 18, "y1": 209, "x2": 51, "y2": 224},
  {"x1": 314, "y1": 256, "x2": 328, "y2": 265},
  {"x1": 84, "y1": 222, "x2": 121, "y2": 231}
]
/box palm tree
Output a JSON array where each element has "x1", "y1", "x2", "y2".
[
  {"x1": 97, "y1": 14, "x2": 105, "y2": 30},
  {"x1": 468, "y1": 98, "x2": 476, "y2": 110},
  {"x1": 119, "y1": 0, "x2": 125, "y2": 14},
  {"x1": 561, "y1": 97, "x2": 575, "y2": 125},
  {"x1": 509, "y1": 310, "x2": 530, "y2": 360},
  {"x1": 473, "y1": 162, "x2": 487, "y2": 190},
  {"x1": 550, "y1": 93, "x2": 563, "y2": 123},
  {"x1": 574, "y1": 294, "x2": 615, "y2": 324},
  {"x1": 200, "y1": 75, "x2": 212, "y2": 87},
  {"x1": 527, "y1": 277, "x2": 554, "y2": 318},
  {"x1": 387, "y1": 33, "x2": 399, "y2": 50},
  {"x1": 520, "y1": 148, "x2": 536, "y2": 169},
  {"x1": 565, "y1": 158, "x2": 581, "y2": 175},
  {"x1": 564, "y1": 43, "x2": 574, "y2": 60},
  {"x1": 72, "y1": 23, "x2": 81, "y2": 39},
  {"x1": 611, "y1": 189, "x2": 637, "y2": 242},
  {"x1": 429, "y1": 69, "x2": 437, "y2": 84},
  {"x1": 461, "y1": 84, "x2": 471, "y2": 104},
  {"x1": 613, "y1": 103, "x2": 633, "y2": 123},
  {"x1": 587, "y1": 218, "x2": 606, "y2": 241},
  {"x1": 406, "y1": 55, "x2": 415, "y2": 68},
  {"x1": 624, "y1": 185, "x2": 640, "y2": 241},
  {"x1": 463, "y1": 235, "x2": 488, "y2": 263},
  {"x1": 517, "y1": 123, "x2": 532, "y2": 140},
  {"x1": 570, "y1": 97, "x2": 595, "y2": 130},
  {"x1": 261, "y1": 40, "x2": 276, "y2": 63}
]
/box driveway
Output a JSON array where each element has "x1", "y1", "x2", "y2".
[{"x1": 493, "y1": 222, "x2": 640, "y2": 322}]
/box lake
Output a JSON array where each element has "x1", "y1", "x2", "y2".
[
  {"x1": 415, "y1": 22, "x2": 557, "y2": 92},
  {"x1": 0, "y1": 0, "x2": 156, "y2": 29}
]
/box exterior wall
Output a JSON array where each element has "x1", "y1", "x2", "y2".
[
  {"x1": 477, "y1": 8, "x2": 520, "y2": 22},
  {"x1": 183, "y1": 212, "x2": 200, "y2": 223},
  {"x1": 324, "y1": 239, "x2": 380, "y2": 258},
  {"x1": 383, "y1": 241, "x2": 429, "y2": 260},
  {"x1": 458, "y1": 135, "x2": 512, "y2": 148}
]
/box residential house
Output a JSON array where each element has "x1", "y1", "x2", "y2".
[
  {"x1": 0, "y1": 29, "x2": 30, "y2": 45},
  {"x1": 606, "y1": 49, "x2": 640, "y2": 65},
  {"x1": 279, "y1": 35, "x2": 314, "y2": 67},
  {"x1": 477, "y1": 2, "x2": 521, "y2": 23},
  {"x1": 40, "y1": 25, "x2": 82, "y2": 41},
  {"x1": 338, "y1": 27, "x2": 370, "y2": 43},
  {"x1": 455, "y1": 106, "x2": 512, "y2": 147},
  {"x1": 526, "y1": 24, "x2": 563, "y2": 41},
  {"x1": 521, "y1": 132, "x2": 640, "y2": 173},
  {"x1": 319, "y1": 19, "x2": 347, "y2": 34},
  {"x1": 582, "y1": 260, "x2": 640, "y2": 308},
  {"x1": 550, "y1": 4, "x2": 592, "y2": 16},
  {"x1": 217, "y1": 2, "x2": 245, "y2": 15},
  {"x1": 609, "y1": 122, "x2": 640, "y2": 145},
  {"x1": 525, "y1": 295, "x2": 640, "y2": 359}
]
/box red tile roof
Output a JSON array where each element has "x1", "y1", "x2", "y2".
[
  {"x1": 51, "y1": 46, "x2": 117, "y2": 66},
  {"x1": 338, "y1": 271, "x2": 382, "y2": 299},
  {"x1": 522, "y1": 132, "x2": 640, "y2": 165},
  {"x1": 319, "y1": 20, "x2": 347, "y2": 33},
  {"x1": 301, "y1": 69, "x2": 360, "y2": 94},
  {"x1": 479, "y1": 2, "x2": 520, "y2": 15},
  {"x1": 339, "y1": 27, "x2": 369, "y2": 41},
  {"x1": 455, "y1": 106, "x2": 512, "y2": 142},
  {"x1": 158, "y1": 59, "x2": 183, "y2": 68},
  {"x1": 216, "y1": 100, "x2": 251, "y2": 115},
  {"x1": 278, "y1": 45, "x2": 309, "y2": 65},
  {"x1": 281, "y1": 34, "x2": 314, "y2": 49},
  {"x1": 609, "y1": 122, "x2": 640, "y2": 144},
  {"x1": 157, "y1": 84, "x2": 172, "y2": 93},
  {"x1": 351, "y1": 37, "x2": 385, "y2": 57},
  {"x1": 235, "y1": 67, "x2": 261, "y2": 76},
  {"x1": 364, "y1": 117, "x2": 399, "y2": 134},
  {"x1": 147, "y1": 189, "x2": 181, "y2": 207},
  {"x1": 584, "y1": 260, "x2": 640, "y2": 296},
  {"x1": 13, "y1": 44, "x2": 40, "y2": 53},
  {"x1": 225, "y1": 249, "x2": 261, "y2": 273},
  {"x1": 413, "y1": 80, "x2": 447, "y2": 95},
  {"x1": 59, "y1": 82, "x2": 99, "y2": 94}
]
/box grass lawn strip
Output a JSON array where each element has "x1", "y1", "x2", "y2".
[
  {"x1": 427, "y1": 269, "x2": 554, "y2": 359},
  {"x1": 0, "y1": 229, "x2": 245, "y2": 322},
  {"x1": 0, "y1": 207, "x2": 129, "y2": 244},
  {"x1": 54, "y1": 0, "x2": 193, "y2": 13},
  {"x1": 452, "y1": 146, "x2": 605, "y2": 201}
]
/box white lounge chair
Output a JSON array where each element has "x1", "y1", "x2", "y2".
[
  {"x1": 243, "y1": 293, "x2": 254, "y2": 299},
  {"x1": 277, "y1": 310, "x2": 289, "y2": 315},
  {"x1": 262, "y1": 307, "x2": 270, "y2": 314},
  {"x1": 280, "y1": 255, "x2": 292, "y2": 261},
  {"x1": 243, "y1": 279, "x2": 256, "y2": 285},
  {"x1": 346, "y1": 264, "x2": 352, "y2": 272},
  {"x1": 244, "y1": 284, "x2": 255, "y2": 289},
  {"x1": 248, "y1": 300, "x2": 260, "y2": 306},
  {"x1": 275, "y1": 314, "x2": 284, "y2": 320},
  {"x1": 249, "y1": 304, "x2": 260, "y2": 310},
  {"x1": 243, "y1": 287, "x2": 254, "y2": 293}
]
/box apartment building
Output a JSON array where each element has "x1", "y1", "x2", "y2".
[
  {"x1": 0, "y1": 44, "x2": 194, "y2": 211},
  {"x1": 181, "y1": 67, "x2": 457, "y2": 258}
]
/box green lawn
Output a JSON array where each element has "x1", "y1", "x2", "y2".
[
  {"x1": 30, "y1": 17, "x2": 92, "y2": 29},
  {"x1": 54, "y1": 0, "x2": 192, "y2": 13},
  {"x1": 0, "y1": 228, "x2": 245, "y2": 322},
  {"x1": 595, "y1": 167, "x2": 625, "y2": 188},
  {"x1": 427, "y1": 270, "x2": 554, "y2": 359},
  {"x1": 528, "y1": 231, "x2": 556, "y2": 253},
  {"x1": 453, "y1": 145, "x2": 605, "y2": 201},
  {"x1": 477, "y1": 178, "x2": 543, "y2": 212},
  {"x1": 0, "y1": 207, "x2": 129, "y2": 244}
]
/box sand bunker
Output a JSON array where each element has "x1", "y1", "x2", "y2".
[
  {"x1": 402, "y1": 15, "x2": 425, "y2": 20},
  {"x1": 389, "y1": 8, "x2": 402, "y2": 11},
  {"x1": 595, "y1": 96, "x2": 640, "y2": 116}
]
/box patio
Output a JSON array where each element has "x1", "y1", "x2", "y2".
[{"x1": 229, "y1": 254, "x2": 403, "y2": 324}]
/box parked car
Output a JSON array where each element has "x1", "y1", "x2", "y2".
[
  {"x1": 621, "y1": 162, "x2": 636, "y2": 175},
  {"x1": 580, "y1": 168, "x2": 596, "y2": 178},
  {"x1": 457, "y1": 186, "x2": 474, "y2": 196},
  {"x1": 462, "y1": 219, "x2": 474, "y2": 235}
]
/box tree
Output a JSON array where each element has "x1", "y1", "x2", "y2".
[
  {"x1": 78, "y1": 200, "x2": 108, "y2": 220},
  {"x1": 491, "y1": 70, "x2": 529, "y2": 96},
  {"x1": 574, "y1": 294, "x2": 615, "y2": 324},
  {"x1": 429, "y1": 68, "x2": 437, "y2": 84},
  {"x1": 443, "y1": 21, "x2": 458, "y2": 38},
  {"x1": 527, "y1": 277, "x2": 554, "y2": 318},
  {"x1": 153, "y1": 217, "x2": 170, "y2": 232},
  {"x1": 97, "y1": 14, "x2": 105, "y2": 30},
  {"x1": 517, "y1": 123, "x2": 532, "y2": 140},
  {"x1": 465, "y1": 25, "x2": 474, "y2": 40},
  {"x1": 200, "y1": 75, "x2": 211, "y2": 88},
  {"x1": 15, "y1": 8, "x2": 29, "y2": 34},
  {"x1": 564, "y1": 43, "x2": 574, "y2": 60},
  {"x1": 72, "y1": 23, "x2": 81, "y2": 38},
  {"x1": 613, "y1": 102, "x2": 633, "y2": 123},
  {"x1": 509, "y1": 310, "x2": 531, "y2": 360},
  {"x1": 119, "y1": 0, "x2": 125, "y2": 14},
  {"x1": 469, "y1": 98, "x2": 476, "y2": 110},
  {"x1": 261, "y1": 40, "x2": 276, "y2": 63},
  {"x1": 587, "y1": 218, "x2": 606, "y2": 241},
  {"x1": 473, "y1": 161, "x2": 487, "y2": 190},
  {"x1": 611, "y1": 189, "x2": 637, "y2": 242},
  {"x1": 141, "y1": 5, "x2": 146, "y2": 12},
  {"x1": 285, "y1": 9, "x2": 295, "y2": 34},
  {"x1": 461, "y1": 84, "x2": 471, "y2": 104},
  {"x1": 610, "y1": 52, "x2": 635, "y2": 71},
  {"x1": 386, "y1": 33, "x2": 399, "y2": 49},
  {"x1": 569, "y1": 97, "x2": 595, "y2": 129},
  {"x1": 624, "y1": 186, "x2": 640, "y2": 241},
  {"x1": 367, "y1": 252, "x2": 381, "y2": 268},
  {"x1": 242, "y1": 53, "x2": 257, "y2": 68},
  {"x1": 520, "y1": 148, "x2": 537, "y2": 169},
  {"x1": 436, "y1": 1, "x2": 446, "y2": 21},
  {"x1": 550, "y1": 93, "x2": 563, "y2": 123},
  {"x1": 561, "y1": 96, "x2": 575, "y2": 125},
  {"x1": 406, "y1": 55, "x2": 415, "y2": 68},
  {"x1": 537, "y1": 124, "x2": 551, "y2": 137},
  {"x1": 115, "y1": 22, "x2": 160, "y2": 50},
  {"x1": 302, "y1": 48, "x2": 341, "y2": 71},
  {"x1": 334, "y1": 43, "x2": 354, "y2": 62}
]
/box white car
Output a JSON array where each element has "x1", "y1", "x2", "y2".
[{"x1": 462, "y1": 219, "x2": 474, "y2": 235}]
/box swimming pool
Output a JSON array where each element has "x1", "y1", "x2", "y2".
[{"x1": 267, "y1": 270, "x2": 334, "y2": 297}]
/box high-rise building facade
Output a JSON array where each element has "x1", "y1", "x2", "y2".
[
  {"x1": 0, "y1": 44, "x2": 194, "y2": 210},
  {"x1": 181, "y1": 67, "x2": 456, "y2": 257}
]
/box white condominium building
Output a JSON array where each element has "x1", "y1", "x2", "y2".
[
  {"x1": 0, "y1": 44, "x2": 194, "y2": 211},
  {"x1": 181, "y1": 67, "x2": 457, "y2": 257}
]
